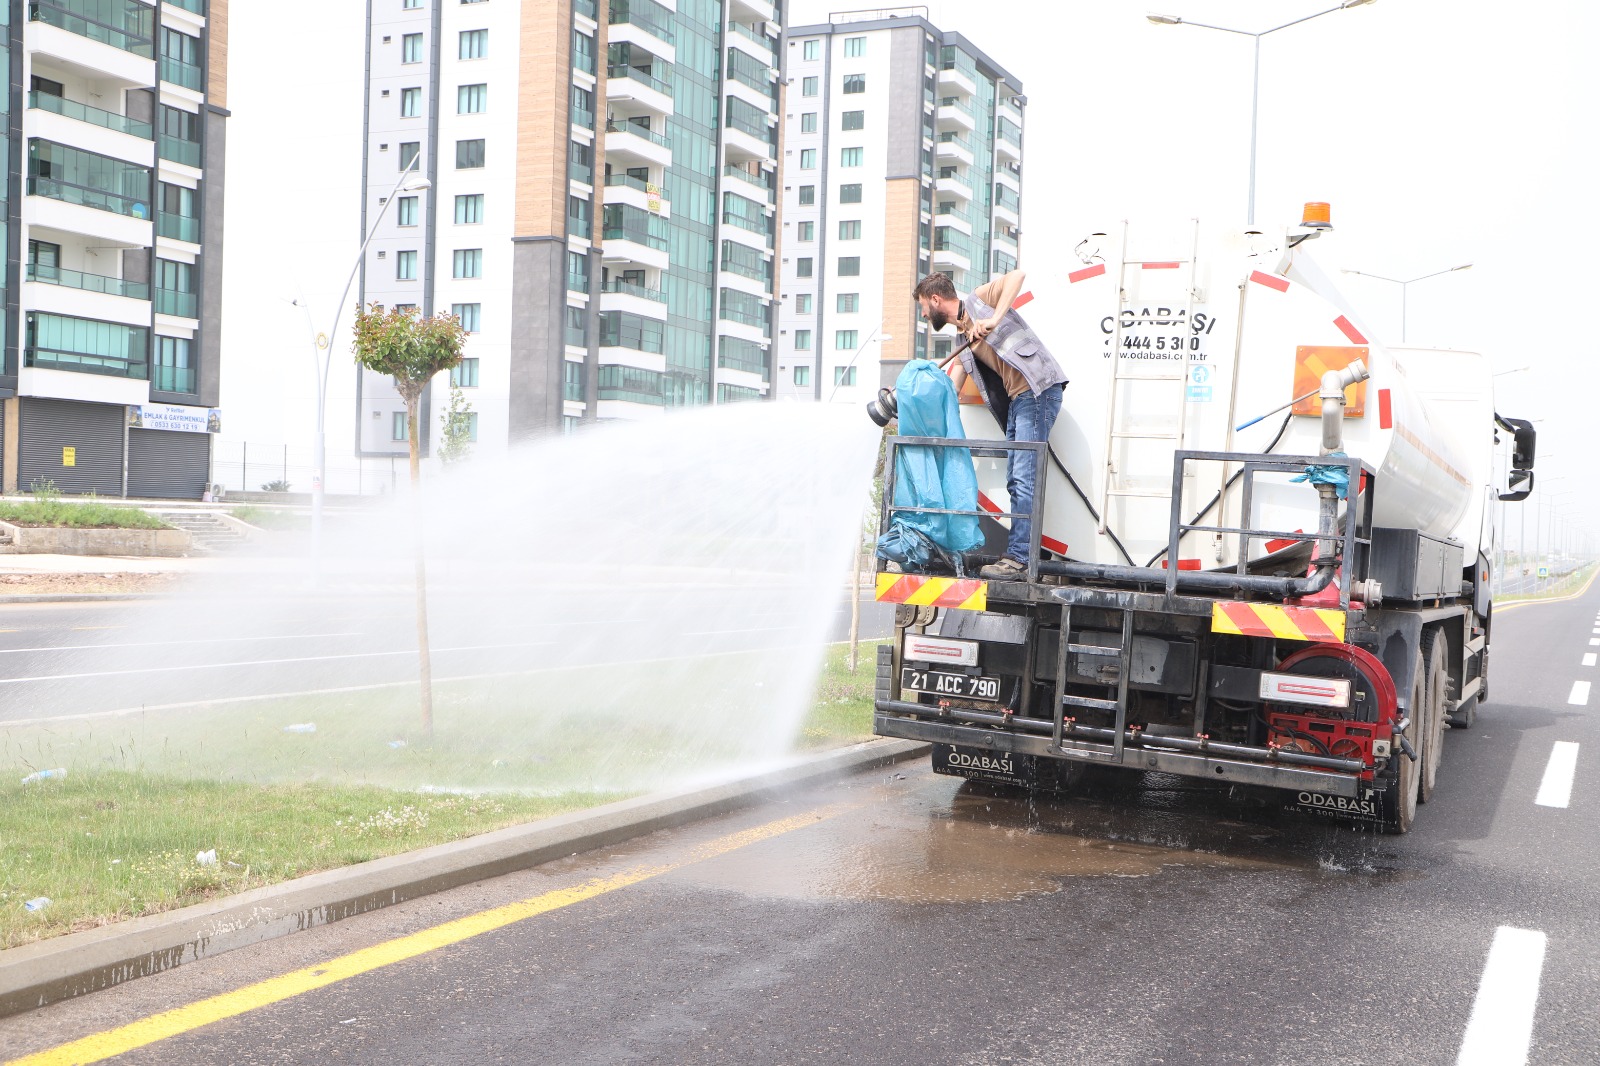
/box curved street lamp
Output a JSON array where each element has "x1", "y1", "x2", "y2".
[
  {"x1": 1146, "y1": 1, "x2": 1378, "y2": 224},
  {"x1": 1341, "y1": 263, "x2": 1471, "y2": 343}
]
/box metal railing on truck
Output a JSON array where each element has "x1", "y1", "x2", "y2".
[{"x1": 878, "y1": 436, "x2": 1048, "y2": 582}]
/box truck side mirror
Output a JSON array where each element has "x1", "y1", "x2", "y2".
[
  {"x1": 1499, "y1": 468, "x2": 1533, "y2": 503},
  {"x1": 1509, "y1": 419, "x2": 1537, "y2": 470}
]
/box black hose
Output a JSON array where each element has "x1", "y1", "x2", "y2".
[{"x1": 1038, "y1": 554, "x2": 1338, "y2": 598}]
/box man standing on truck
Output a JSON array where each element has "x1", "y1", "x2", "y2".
[{"x1": 914, "y1": 269, "x2": 1067, "y2": 580}]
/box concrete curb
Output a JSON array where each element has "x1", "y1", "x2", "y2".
[
  {"x1": 0, "y1": 738, "x2": 929, "y2": 1018},
  {"x1": 0, "y1": 593, "x2": 162, "y2": 605}
]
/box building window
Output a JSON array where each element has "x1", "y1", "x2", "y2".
[
  {"x1": 803, "y1": 39, "x2": 820, "y2": 61},
  {"x1": 566, "y1": 304, "x2": 588, "y2": 348},
  {"x1": 840, "y1": 147, "x2": 862, "y2": 167},
  {"x1": 451, "y1": 303, "x2": 481, "y2": 332},
  {"x1": 838, "y1": 220, "x2": 861, "y2": 240},
  {"x1": 153, "y1": 336, "x2": 193, "y2": 394},
  {"x1": 797, "y1": 220, "x2": 814, "y2": 241},
  {"x1": 835, "y1": 366, "x2": 857, "y2": 386},
  {"x1": 402, "y1": 33, "x2": 424, "y2": 63},
  {"x1": 572, "y1": 29, "x2": 596, "y2": 74},
  {"x1": 793, "y1": 364, "x2": 810, "y2": 385},
  {"x1": 399, "y1": 142, "x2": 420, "y2": 170},
  {"x1": 450, "y1": 356, "x2": 480, "y2": 386},
  {"x1": 799, "y1": 148, "x2": 816, "y2": 170},
  {"x1": 794, "y1": 330, "x2": 812, "y2": 351},
  {"x1": 397, "y1": 196, "x2": 418, "y2": 226},
  {"x1": 843, "y1": 74, "x2": 865, "y2": 94},
  {"x1": 396, "y1": 250, "x2": 417, "y2": 279},
  {"x1": 456, "y1": 139, "x2": 486, "y2": 168},
  {"x1": 400, "y1": 87, "x2": 422, "y2": 117},
  {"x1": 796, "y1": 293, "x2": 812, "y2": 314},
  {"x1": 404, "y1": 0, "x2": 422, "y2": 7},
  {"x1": 392, "y1": 411, "x2": 409, "y2": 441},
  {"x1": 798, "y1": 185, "x2": 815, "y2": 205},
  {"x1": 842, "y1": 110, "x2": 864, "y2": 131},
  {"x1": 844, "y1": 36, "x2": 865, "y2": 57},
  {"x1": 801, "y1": 112, "x2": 817, "y2": 133},
  {"x1": 838, "y1": 256, "x2": 860, "y2": 276},
  {"x1": 840, "y1": 183, "x2": 862, "y2": 203},
  {"x1": 459, "y1": 28, "x2": 487, "y2": 59},
  {"x1": 796, "y1": 258, "x2": 813, "y2": 278},
  {"x1": 570, "y1": 84, "x2": 594, "y2": 127},
  {"x1": 837, "y1": 293, "x2": 858, "y2": 313},
  {"x1": 802, "y1": 76, "x2": 818, "y2": 97},
  {"x1": 835, "y1": 330, "x2": 859, "y2": 350},
  {"x1": 453, "y1": 249, "x2": 483, "y2": 278},
  {"x1": 454, "y1": 193, "x2": 484, "y2": 224},
  {"x1": 457, "y1": 83, "x2": 487, "y2": 114}
]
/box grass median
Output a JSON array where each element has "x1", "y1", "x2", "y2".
[{"x1": 0, "y1": 641, "x2": 882, "y2": 949}]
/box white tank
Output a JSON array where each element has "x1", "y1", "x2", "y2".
[{"x1": 954, "y1": 219, "x2": 1484, "y2": 571}]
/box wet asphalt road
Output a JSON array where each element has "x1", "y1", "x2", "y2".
[{"x1": 3, "y1": 580, "x2": 1599, "y2": 1065}]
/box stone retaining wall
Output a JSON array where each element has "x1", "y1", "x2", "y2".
[{"x1": 0, "y1": 521, "x2": 192, "y2": 557}]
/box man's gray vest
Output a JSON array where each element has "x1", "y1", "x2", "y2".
[{"x1": 962, "y1": 291, "x2": 1067, "y2": 397}]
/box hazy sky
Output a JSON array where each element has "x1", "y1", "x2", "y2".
[{"x1": 223, "y1": 0, "x2": 1599, "y2": 536}]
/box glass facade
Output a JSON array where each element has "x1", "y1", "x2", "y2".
[
  {"x1": 26, "y1": 312, "x2": 149, "y2": 379},
  {"x1": 28, "y1": 140, "x2": 152, "y2": 219}
]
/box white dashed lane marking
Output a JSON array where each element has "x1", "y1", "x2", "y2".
[
  {"x1": 1570, "y1": 681, "x2": 1592, "y2": 706},
  {"x1": 1586, "y1": 653, "x2": 1598, "y2": 667},
  {"x1": 1535, "y1": 742, "x2": 1580, "y2": 809},
  {"x1": 1456, "y1": 926, "x2": 1547, "y2": 1066}
]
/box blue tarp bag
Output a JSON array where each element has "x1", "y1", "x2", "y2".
[{"x1": 875, "y1": 361, "x2": 983, "y2": 572}]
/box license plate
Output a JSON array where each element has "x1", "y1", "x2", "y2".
[{"x1": 901, "y1": 667, "x2": 1002, "y2": 702}]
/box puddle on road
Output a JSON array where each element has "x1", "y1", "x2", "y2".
[{"x1": 671, "y1": 777, "x2": 1297, "y2": 904}]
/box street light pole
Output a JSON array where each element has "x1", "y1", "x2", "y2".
[
  {"x1": 1147, "y1": 1, "x2": 1376, "y2": 225},
  {"x1": 1341, "y1": 264, "x2": 1472, "y2": 343},
  {"x1": 300, "y1": 155, "x2": 432, "y2": 572}
]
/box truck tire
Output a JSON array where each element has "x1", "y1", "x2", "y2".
[
  {"x1": 1419, "y1": 630, "x2": 1449, "y2": 804},
  {"x1": 1380, "y1": 647, "x2": 1424, "y2": 834}
]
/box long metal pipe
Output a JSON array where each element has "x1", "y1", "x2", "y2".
[
  {"x1": 876, "y1": 701, "x2": 1367, "y2": 773},
  {"x1": 1037, "y1": 556, "x2": 1337, "y2": 598}
]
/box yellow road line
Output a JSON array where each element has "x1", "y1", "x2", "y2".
[{"x1": 7, "y1": 804, "x2": 852, "y2": 1066}]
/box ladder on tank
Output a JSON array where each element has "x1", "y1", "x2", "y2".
[{"x1": 1097, "y1": 219, "x2": 1203, "y2": 534}]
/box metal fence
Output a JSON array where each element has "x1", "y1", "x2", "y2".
[{"x1": 210, "y1": 440, "x2": 414, "y2": 498}]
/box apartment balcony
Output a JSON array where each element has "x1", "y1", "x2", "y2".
[
  {"x1": 724, "y1": 70, "x2": 772, "y2": 114},
  {"x1": 605, "y1": 64, "x2": 674, "y2": 118},
  {"x1": 935, "y1": 134, "x2": 974, "y2": 168},
  {"x1": 722, "y1": 118, "x2": 773, "y2": 165},
  {"x1": 28, "y1": 90, "x2": 151, "y2": 141},
  {"x1": 716, "y1": 365, "x2": 769, "y2": 394},
  {"x1": 599, "y1": 278, "x2": 668, "y2": 321},
  {"x1": 936, "y1": 99, "x2": 976, "y2": 135},
  {"x1": 158, "y1": 211, "x2": 201, "y2": 246},
  {"x1": 596, "y1": 339, "x2": 667, "y2": 376},
  {"x1": 937, "y1": 65, "x2": 977, "y2": 98},
  {"x1": 600, "y1": 232, "x2": 669, "y2": 272},
  {"x1": 155, "y1": 286, "x2": 199, "y2": 319},
  {"x1": 728, "y1": 0, "x2": 775, "y2": 25},
  {"x1": 721, "y1": 164, "x2": 774, "y2": 203},
  {"x1": 998, "y1": 97, "x2": 1023, "y2": 129},
  {"x1": 26, "y1": 261, "x2": 148, "y2": 301},
  {"x1": 26, "y1": 178, "x2": 154, "y2": 247},
  {"x1": 935, "y1": 171, "x2": 973, "y2": 202},
  {"x1": 604, "y1": 119, "x2": 671, "y2": 170},
  {"x1": 717, "y1": 305, "x2": 769, "y2": 345},
  {"x1": 602, "y1": 173, "x2": 670, "y2": 219},
  {"x1": 720, "y1": 210, "x2": 770, "y2": 253},
  {"x1": 607, "y1": 3, "x2": 676, "y2": 64},
  {"x1": 159, "y1": 55, "x2": 203, "y2": 93},
  {"x1": 932, "y1": 243, "x2": 970, "y2": 275},
  {"x1": 933, "y1": 201, "x2": 973, "y2": 237},
  {"x1": 160, "y1": 136, "x2": 203, "y2": 170},
  {"x1": 995, "y1": 163, "x2": 1021, "y2": 192},
  {"x1": 996, "y1": 132, "x2": 1021, "y2": 164},
  {"x1": 717, "y1": 264, "x2": 769, "y2": 300},
  {"x1": 727, "y1": 20, "x2": 777, "y2": 65},
  {"x1": 993, "y1": 198, "x2": 1019, "y2": 228},
  {"x1": 28, "y1": 0, "x2": 156, "y2": 68}
]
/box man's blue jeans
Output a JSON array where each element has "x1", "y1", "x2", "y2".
[{"x1": 1004, "y1": 384, "x2": 1063, "y2": 564}]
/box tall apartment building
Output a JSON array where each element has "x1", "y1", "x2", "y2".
[
  {"x1": 358, "y1": 0, "x2": 784, "y2": 454},
  {"x1": 0, "y1": 0, "x2": 226, "y2": 498},
  {"x1": 774, "y1": 11, "x2": 1023, "y2": 402}
]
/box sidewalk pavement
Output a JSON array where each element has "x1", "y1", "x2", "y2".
[{"x1": 0, "y1": 554, "x2": 222, "y2": 574}]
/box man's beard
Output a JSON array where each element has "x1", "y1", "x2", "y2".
[{"x1": 928, "y1": 305, "x2": 950, "y2": 331}]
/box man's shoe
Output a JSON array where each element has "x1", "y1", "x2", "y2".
[{"x1": 978, "y1": 557, "x2": 1026, "y2": 581}]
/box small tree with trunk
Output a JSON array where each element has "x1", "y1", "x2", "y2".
[{"x1": 352, "y1": 303, "x2": 468, "y2": 738}]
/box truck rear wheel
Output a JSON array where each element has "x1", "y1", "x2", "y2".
[
  {"x1": 1380, "y1": 648, "x2": 1425, "y2": 833},
  {"x1": 1419, "y1": 630, "x2": 1449, "y2": 804}
]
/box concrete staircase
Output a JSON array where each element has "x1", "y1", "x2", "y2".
[{"x1": 151, "y1": 511, "x2": 250, "y2": 555}]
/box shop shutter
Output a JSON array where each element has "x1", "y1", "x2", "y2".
[
  {"x1": 17, "y1": 398, "x2": 125, "y2": 496},
  {"x1": 127, "y1": 428, "x2": 210, "y2": 499}
]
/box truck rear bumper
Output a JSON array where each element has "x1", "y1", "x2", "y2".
[{"x1": 875, "y1": 709, "x2": 1364, "y2": 799}]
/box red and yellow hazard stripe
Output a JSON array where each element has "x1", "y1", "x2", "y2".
[
  {"x1": 875, "y1": 573, "x2": 987, "y2": 611},
  {"x1": 1211, "y1": 602, "x2": 1345, "y2": 642}
]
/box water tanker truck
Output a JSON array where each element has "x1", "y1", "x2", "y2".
[{"x1": 871, "y1": 208, "x2": 1537, "y2": 833}]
